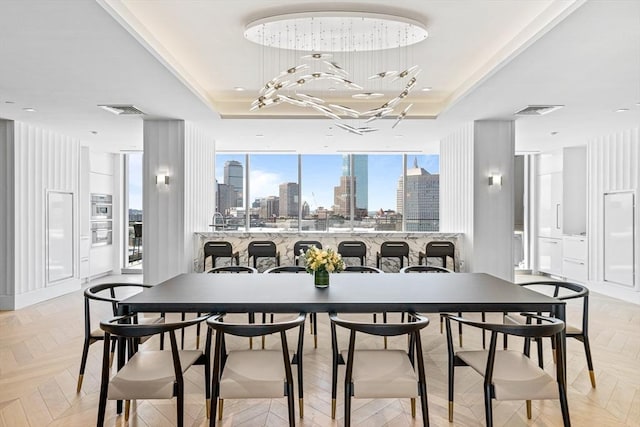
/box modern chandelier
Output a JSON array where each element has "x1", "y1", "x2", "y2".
[{"x1": 244, "y1": 12, "x2": 428, "y2": 135}]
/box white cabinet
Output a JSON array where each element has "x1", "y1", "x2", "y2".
[
  {"x1": 538, "y1": 172, "x2": 563, "y2": 238},
  {"x1": 538, "y1": 237, "x2": 563, "y2": 275},
  {"x1": 562, "y1": 235, "x2": 587, "y2": 282}
]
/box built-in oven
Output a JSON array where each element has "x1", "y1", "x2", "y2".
[
  {"x1": 91, "y1": 194, "x2": 112, "y2": 220},
  {"x1": 91, "y1": 221, "x2": 113, "y2": 246}
]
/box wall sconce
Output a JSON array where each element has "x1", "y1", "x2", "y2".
[
  {"x1": 156, "y1": 174, "x2": 169, "y2": 185},
  {"x1": 488, "y1": 174, "x2": 502, "y2": 186}
]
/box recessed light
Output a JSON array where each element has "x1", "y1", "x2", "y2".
[
  {"x1": 23, "y1": 107, "x2": 36, "y2": 112},
  {"x1": 255, "y1": 134, "x2": 264, "y2": 138},
  {"x1": 421, "y1": 87, "x2": 432, "y2": 92},
  {"x1": 233, "y1": 87, "x2": 246, "y2": 91},
  {"x1": 328, "y1": 87, "x2": 336, "y2": 91},
  {"x1": 615, "y1": 108, "x2": 629, "y2": 112},
  {"x1": 5, "y1": 101, "x2": 15, "y2": 104}
]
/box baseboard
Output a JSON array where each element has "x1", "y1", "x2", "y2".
[{"x1": 13, "y1": 279, "x2": 81, "y2": 310}]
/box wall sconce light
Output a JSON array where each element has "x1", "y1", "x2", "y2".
[
  {"x1": 488, "y1": 174, "x2": 502, "y2": 186},
  {"x1": 156, "y1": 174, "x2": 169, "y2": 185}
]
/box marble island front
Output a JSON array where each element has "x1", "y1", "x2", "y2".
[{"x1": 194, "y1": 232, "x2": 464, "y2": 273}]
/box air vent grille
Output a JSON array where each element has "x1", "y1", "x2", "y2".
[
  {"x1": 514, "y1": 105, "x2": 564, "y2": 116},
  {"x1": 98, "y1": 104, "x2": 146, "y2": 115}
]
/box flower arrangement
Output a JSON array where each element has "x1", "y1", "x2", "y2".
[{"x1": 303, "y1": 246, "x2": 345, "y2": 274}]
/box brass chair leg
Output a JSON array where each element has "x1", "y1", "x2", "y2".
[
  {"x1": 109, "y1": 351, "x2": 115, "y2": 368},
  {"x1": 411, "y1": 398, "x2": 416, "y2": 418},
  {"x1": 459, "y1": 333, "x2": 463, "y2": 347},
  {"x1": 218, "y1": 399, "x2": 224, "y2": 420},
  {"x1": 262, "y1": 335, "x2": 265, "y2": 349},
  {"x1": 196, "y1": 334, "x2": 200, "y2": 349},
  {"x1": 526, "y1": 400, "x2": 532, "y2": 419},
  {"x1": 206, "y1": 398, "x2": 211, "y2": 419},
  {"x1": 331, "y1": 398, "x2": 336, "y2": 419},
  {"x1": 553, "y1": 348, "x2": 557, "y2": 364},
  {"x1": 449, "y1": 401, "x2": 454, "y2": 422},
  {"x1": 125, "y1": 400, "x2": 131, "y2": 421},
  {"x1": 76, "y1": 375, "x2": 84, "y2": 394},
  {"x1": 249, "y1": 337, "x2": 253, "y2": 350},
  {"x1": 384, "y1": 336, "x2": 388, "y2": 349},
  {"x1": 314, "y1": 334, "x2": 317, "y2": 349},
  {"x1": 299, "y1": 398, "x2": 304, "y2": 418},
  {"x1": 590, "y1": 370, "x2": 597, "y2": 388}
]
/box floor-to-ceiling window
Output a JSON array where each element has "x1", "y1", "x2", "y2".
[{"x1": 125, "y1": 152, "x2": 143, "y2": 270}]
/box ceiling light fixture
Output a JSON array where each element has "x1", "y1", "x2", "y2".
[
  {"x1": 244, "y1": 11, "x2": 428, "y2": 134},
  {"x1": 615, "y1": 108, "x2": 629, "y2": 112},
  {"x1": 421, "y1": 87, "x2": 432, "y2": 92},
  {"x1": 23, "y1": 107, "x2": 36, "y2": 112},
  {"x1": 233, "y1": 87, "x2": 246, "y2": 91}
]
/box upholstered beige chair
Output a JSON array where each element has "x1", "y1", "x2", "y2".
[
  {"x1": 329, "y1": 312, "x2": 431, "y2": 426},
  {"x1": 444, "y1": 314, "x2": 570, "y2": 427},
  {"x1": 96, "y1": 313, "x2": 212, "y2": 427},
  {"x1": 77, "y1": 283, "x2": 164, "y2": 393},
  {"x1": 207, "y1": 313, "x2": 306, "y2": 426}
]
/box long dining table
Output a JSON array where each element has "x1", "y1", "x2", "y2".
[
  {"x1": 119, "y1": 272, "x2": 566, "y2": 319},
  {"x1": 115, "y1": 271, "x2": 567, "y2": 414}
]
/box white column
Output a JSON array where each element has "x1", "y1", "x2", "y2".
[
  {"x1": 143, "y1": 120, "x2": 215, "y2": 285},
  {"x1": 441, "y1": 120, "x2": 515, "y2": 281}
]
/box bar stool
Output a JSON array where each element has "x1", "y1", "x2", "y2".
[
  {"x1": 338, "y1": 241, "x2": 367, "y2": 266},
  {"x1": 248, "y1": 241, "x2": 280, "y2": 271},
  {"x1": 376, "y1": 241, "x2": 410, "y2": 272},
  {"x1": 419, "y1": 241, "x2": 455, "y2": 271},
  {"x1": 204, "y1": 241, "x2": 239, "y2": 270}
]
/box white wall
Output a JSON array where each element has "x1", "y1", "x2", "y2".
[
  {"x1": 587, "y1": 127, "x2": 639, "y2": 289},
  {"x1": 143, "y1": 120, "x2": 215, "y2": 285},
  {"x1": 440, "y1": 120, "x2": 515, "y2": 281},
  {"x1": 0, "y1": 120, "x2": 16, "y2": 305},
  {"x1": 0, "y1": 121, "x2": 81, "y2": 309}
]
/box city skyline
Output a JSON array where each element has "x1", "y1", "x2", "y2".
[{"x1": 215, "y1": 154, "x2": 439, "y2": 212}]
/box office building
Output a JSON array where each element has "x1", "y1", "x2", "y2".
[
  {"x1": 342, "y1": 154, "x2": 368, "y2": 211},
  {"x1": 397, "y1": 158, "x2": 440, "y2": 231},
  {"x1": 223, "y1": 160, "x2": 243, "y2": 207},
  {"x1": 279, "y1": 182, "x2": 299, "y2": 218}
]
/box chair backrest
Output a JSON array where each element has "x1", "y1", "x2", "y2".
[
  {"x1": 264, "y1": 265, "x2": 307, "y2": 274},
  {"x1": 519, "y1": 280, "x2": 589, "y2": 330},
  {"x1": 379, "y1": 241, "x2": 409, "y2": 257},
  {"x1": 425, "y1": 241, "x2": 455, "y2": 258},
  {"x1": 208, "y1": 265, "x2": 257, "y2": 274},
  {"x1": 400, "y1": 265, "x2": 452, "y2": 273},
  {"x1": 343, "y1": 265, "x2": 383, "y2": 273},
  {"x1": 204, "y1": 241, "x2": 234, "y2": 258},
  {"x1": 84, "y1": 283, "x2": 152, "y2": 333},
  {"x1": 330, "y1": 312, "x2": 429, "y2": 337},
  {"x1": 207, "y1": 313, "x2": 306, "y2": 338},
  {"x1": 133, "y1": 223, "x2": 142, "y2": 238},
  {"x1": 248, "y1": 241, "x2": 277, "y2": 258},
  {"x1": 338, "y1": 241, "x2": 367, "y2": 264},
  {"x1": 101, "y1": 312, "x2": 212, "y2": 339}
]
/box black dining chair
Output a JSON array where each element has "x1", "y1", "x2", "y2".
[
  {"x1": 293, "y1": 240, "x2": 322, "y2": 265},
  {"x1": 207, "y1": 312, "x2": 306, "y2": 424},
  {"x1": 419, "y1": 241, "x2": 456, "y2": 271},
  {"x1": 376, "y1": 241, "x2": 410, "y2": 272},
  {"x1": 330, "y1": 312, "x2": 431, "y2": 425},
  {"x1": 337, "y1": 241, "x2": 367, "y2": 266},
  {"x1": 444, "y1": 314, "x2": 570, "y2": 427},
  {"x1": 77, "y1": 283, "x2": 164, "y2": 393}
]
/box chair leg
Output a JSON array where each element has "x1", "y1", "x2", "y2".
[
  {"x1": 287, "y1": 382, "x2": 295, "y2": 427},
  {"x1": 419, "y1": 381, "x2": 429, "y2": 427},
  {"x1": 558, "y1": 378, "x2": 571, "y2": 426},
  {"x1": 536, "y1": 338, "x2": 544, "y2": 369},
  {"x1": 411, "y1": 398, "x2": 416, "y2": 417},
  {"x1": 481, "y1": 312, "x2": 486, "y2": 349},
  {"x1": 344, "y1": 383, "x2": 352, "y2": 427},
  {"x1": 218, "y1": 399, "x2": 224, "y2": 420},
  {"x1": 124, "y1": 400, "x2": 131, "y2": 421},
  {"x1": 582, "y1": 335, "x2": 596, "y2": 388},
  {"x1": 181, "y1": 312, "x2": 186, "y2": 349},
  {"x1": 526, "y1": 400, "x2": 532, "y2": 419},
  {"x1": 77, "y1": 338, "x2": 91, "y2": 393},
  {"x1": 196, "y1": 312, "x2": 201, "y2": 349},
  {"x1": 458, "y1": 312, "x2": 463, "y2": 347},
  {"x1": 312, "y1": 313, "x2": 318, "y2": 348},
  {"x1": 484, "y1": 386, "x2": 494, "y2": 427}
]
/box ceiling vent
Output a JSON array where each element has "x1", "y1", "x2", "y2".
[
  {"x1": 514, "y1": 105, "x2": 564, "y2": 116},
  {"x1": 98, "y1": 104, "x2": 145, "y2": 115}
]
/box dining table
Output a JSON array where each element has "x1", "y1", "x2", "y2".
[{"x1": 115, "y1": 271, "x2": 567, "y2": 414}]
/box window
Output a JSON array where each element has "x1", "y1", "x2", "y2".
[
  {"x1": 126, "y1": 152, "x2": 143, "y2": 267},
  {"x1": 248, "y1": 154, "x2": 298, "y2": 231},
  {"x1": 214, "y1": 153, "x2": 439, "y2": 232}
]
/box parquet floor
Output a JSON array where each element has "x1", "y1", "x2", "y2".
[{"x1": 1, "y1": 275, "x2": 639, "y2": 426}]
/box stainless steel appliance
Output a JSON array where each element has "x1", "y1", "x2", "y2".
[
  {"x1": 91, "y1": 194, "x2": 112, "y2": 220},
  {"x1": 91, "y1": 221, "x2": 113, "y2": 246}
]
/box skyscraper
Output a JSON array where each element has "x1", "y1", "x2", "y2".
[
  {"x1": 223, "y1": 160, "x2": 243, "y2": 207},
  {"x1": 342, "y1": 155, "x2": 368, "y2": 211},
  {"x1": 334, "y1": 175, "x2": 355, "y2": 217},
  {"x1": 216, "y1": 181, "x2": 236, "y2": 216},
  {"x1": 279, "y1": 182, "x2": 299, "y2": 218},
  {"x1": 397, "y1": 157, "x2": 439, "y2": 231}
]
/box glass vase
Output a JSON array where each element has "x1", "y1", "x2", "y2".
[{"x1": 314, "y1": 269, "x2": 330, "y2": 288}]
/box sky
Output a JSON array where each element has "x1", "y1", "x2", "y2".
[
  {"x1": 215, "y1": 154, "x2": 439, "y2": 211},
  {"x1": 128, "y1": 152, "x2": 143, "y2": 210}
]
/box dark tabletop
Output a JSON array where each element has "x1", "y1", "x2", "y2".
[{"x1": 119, "y1": 272, "x2": 563, "y2": 314}]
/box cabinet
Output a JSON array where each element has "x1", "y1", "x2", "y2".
[
  {"x1": 538, "y1": 172, "x2": 563, "y2": 238},
  {"x1": 539, "y1": 237, "x2": 563, "y2": 276},
  {"x1": 562, "y1": 235, "x2": 587, "y2": 282}
]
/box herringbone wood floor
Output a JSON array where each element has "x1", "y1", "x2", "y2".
[{"x1": 1, "y1": 275, "x2": 639, "y2": 427}]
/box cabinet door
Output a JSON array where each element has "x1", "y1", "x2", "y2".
[
  {"x1": 538, "y1": 172, "x2": 562, "y2": 238},
  {"x1": 538, "y1": 237, "x2": 562, "y2": 275}
]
